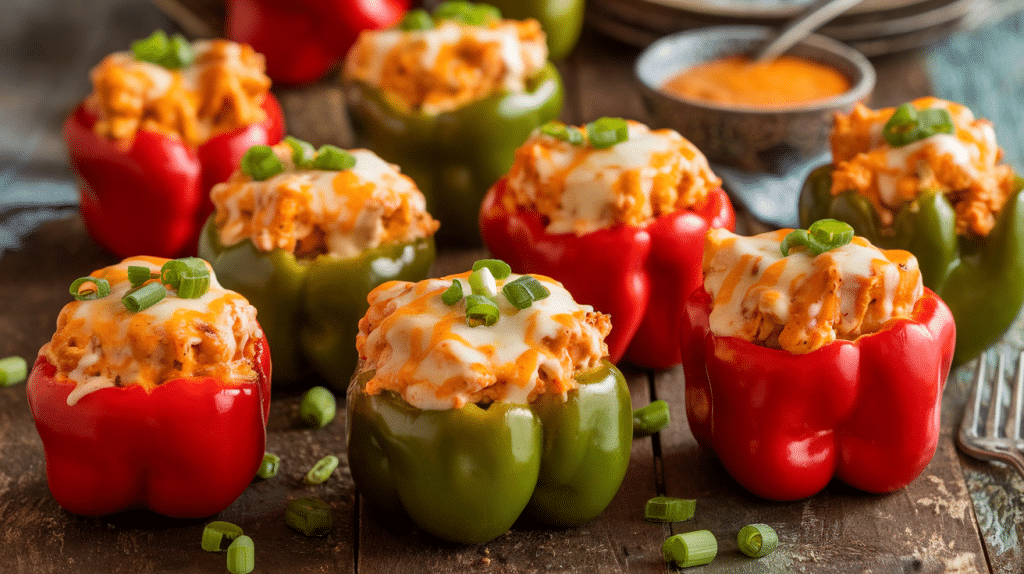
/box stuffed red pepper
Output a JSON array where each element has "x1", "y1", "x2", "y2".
[
  {"x1": 64, "y1": 31, "x2": 284, "y2": 259},
  {"x1": 480, "y1": 118, "x2": 736, "y2": 368},
  {"x1": 27, "y1": 256, "x2": 271, "y2": 517},
  {"x1": 681, "y1": 223, "x2": 956, "y2": 501}
]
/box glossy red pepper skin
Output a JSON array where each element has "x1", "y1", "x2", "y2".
[
  {"x1": 226, "y1": 0, "x2": 410, "y2": 85},
  {"x1": 480, "y1": 177, "x2": 735, "y2": 368},
  {"x1": 63, "y1": 96, "x2": 284, "y2": 259},
  {"x1": 26, "y1": 337, "x2": 272, "y2": 518},
  {"x1": 680, "y1": 286, "x2": 955, "y2": 501}
]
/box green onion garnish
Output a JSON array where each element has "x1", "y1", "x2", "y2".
[
  {"x1": 586, "y1": 117, "x2": 629, "y2": 149},
  {"x1": 737, "y1": 523, "x2": 779, "y2": 558},
  {"x1": 882, "y1": 102, "x2": 955, "y2": 147},
  {"x1": 917, "y1": 107, "x2": 955, "y2": 138},
  {"x1": 284, "y1": 135, "x2": 317, "y2": 169},
  {"x1": 472, "y1": 259, "x2": 511, "y2": 280},
  {"x1": 285, "y1": 497, "x2": 333, "y2": 537},
  {"x1": 662, "y1": 530, "x2": 718, "y2": 568},
  {"x1": 311, "y1": 145, "x2": 356, "y2": 171},
  {"x1": 127, "y1": 265, "x2": 157, "y2": 287},
  {"x1": 257, "y1": 452, "x2": 280, "y2": 479},
  {"x1": 501, "y1": 275, "x2": 550, "y2": 310},
  {"x1": 226, "y1": 535, "x2": 255, "y2": 574},
  {"x1": 122, "y1": 282, "x2": 167, "y2": 313},
  {"x1": 465, "y1": 294, "x2": 499, "y2": 327},
  {"x1": 69, "y1": 276, "x2": 111, "y2": 301},
  {"x1": 441, "y1": 279, "x2": 464, "y2": 305},
  {"x1": 130, "y1": 30, "x2": 193, "y2": 69},
  {"x1": 780, "y1": 229, "x2": 823, "y2": 257},
  {"x1": 401, "y1": 8, "x2": 434, "y2": 31},
  {"x1": 300, "y1": 386, "x2": 336, "y2": 429},
  {"x1": 644, "y1": 496, "x2": 696, "y2": 523},
  {"x1": 468, "y1": 267, "x2": 498, "y2": 297},
  {"x1": 632, "y1": 400, "x2": 670, "y2": 436},
  {"x1": 808, "y1": 218, "x2": 854, "y2": 249},
  {"x1": 433, "y1": 1, "x2": 501, "y2": 26},
  {"x1": 160, "y1": 257, "x2": 210, "y2": 298},
  {"x1": 201, "y1": 521, "x2": 244, "y2": 552},
  {"x1": 304, "y1": 455, "x2": 340, "y2": 485},
  {"x1": 0, "y1": 356, "x2": 28, "y2": 387},
  {"x1": 540, "y1": 121, "x2": 585, "y2": 145},
  {"x1": 467, "y1": 3, "x2": 501, "y2": 25},
  {"x1": 164, "y1": 34, "x2": 195, "y2": 68},
  {"x1": 241, "y1": 144, "x2": 285, "y2": 181}
]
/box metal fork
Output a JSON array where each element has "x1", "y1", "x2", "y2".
[{"x1": 957, "y1": 351, "x2": 1024, "y2": 477}]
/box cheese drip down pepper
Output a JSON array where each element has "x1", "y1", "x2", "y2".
[{"x1": 347, "y1": 268, "x2": 632, "y2": 543}]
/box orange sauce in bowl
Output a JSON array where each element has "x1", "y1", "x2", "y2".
[{"x1": 662, "y1": 55, "x2": 851, "y2": 108}]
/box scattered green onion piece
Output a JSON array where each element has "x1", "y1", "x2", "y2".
[
  {"x1": 257, "y1": 452, "x2": 280, "y2": 479},
  {"x1": 122, "y1": 282, "x2": 167, "y2": 313},
  {"x1": 127, "y1": 265, "x2": 156, "y2": 287},
  {"x1": 780, "y1": 229, "x2": 828, "y2": 257},
  {"x1": 882, "y1": 103, "x2": 920, "y2": 147},
  {"x1": 468, "y1": 266, "x2": 498, "y2": 297},
  {"x1": 69, "y1": 276, "x2": 111, "y2": 301},
  {"x1": 441, "y1": 279, "x2": 464, "y2": 306},
  {"x1": 465, "y1": 294, "x2": 499, "y2": 327},
  {"x1": 284, "y1": 135, "x2": 317, "y2": 168},
  {"x1": 644, "y1": 496, "x2": 696, "y2": 523},
  {"x1": 586, "y1": 117, "x2": 629, "y2": 149},
  {"x1": 807, "y1": 218, "x2": 854, "y2": 251},
  {"x1": 177, "y1": 273, "x2": 211, "y2": 299},
  {"x1": 305, "y1": 455, "x2": 340, "y2": 485},
  {"x1": 434, "y1": 1, "x2": 475, "y2": 23},
  {"x1": 300, "y1": 386, "x2": 337, "y2": 429},
  {"x1": 241, "y1": 144, "x2": 285, "y2": 181},
  {"x1": 401, "y1": 8, "x2": 434, "y2": 30},
  {"x1": 226, "y1": 535, "x2": 255, "y2": 574},
  {"x1": 163, "y1": 34, "x2": 194, "y2": 68},
  {"x1": 160, "y1": 257, "x2": 210, "y2": 298},
  {"x1": 916, "y1": 107, "x2": 955, "y2": 138},
  {"x1": 0, "y1": 356, "x2": 28, "y2": 387},
  {"x1": 501, "y1": 275, "x2": 549, "y2": 310},
  {"x1": 131, "y1": 30, "x2": 170, "y2": 65},
  {"x1": 738, "y1": 524, "x2": 779, "y2": 558},
  {"x1": 662, "y1": 530, "x2": 718, "y2": 568},
  {"x1": 466, "y1": 3, "x2": 501, "y2": 26},
  {"x1": 472, "y1": 259, "x2": 511, "y2": 280},
  {"x1": 285, "y1": 497, "x2": 333, "y2": 537},
  {"x1": 540, "y1": 121, "x2": 584, "y2": 145},
  {"x1": 201, "y1": 521, "x2": 244, "y2": 552},
  {"x1": 311, "y1": 145, "x2": 356, "y2": 171},
  {"x1": 633, "y1": 400, "x2": 670, "y2": 436}
]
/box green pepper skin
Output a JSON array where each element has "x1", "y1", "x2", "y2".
[
  {"x1": 486, "y1": 0, "x2": 585, "y2": 60},
  {"x1": 347, "y1": 359, "x2": 632, "y2": 544},
  {"x1": 198, "y1": 217, "x2": 435, "y2": 390},
  {"x1": 800, "y1": 166, "x2": 1024, "y2": 364},
  {"x1": 344, "y1": 62, "x2": 563, "y2": 245}
]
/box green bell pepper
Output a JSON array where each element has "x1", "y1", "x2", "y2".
[
  {"x1": 485, "y1": 0, "x2": 585, "y2": 60},
  {"x1": 800, "y1": 166, "x2": 1024, "y2": 365},
  {"x1": 343, "y1": 62, "x2": 563, "y2": 245},
  {"x1": 346, "y1": 359, "x2": 632, "y2": 544},
  {"x1": 198, "y1": 218, "x2": 436, "y2": 391}
]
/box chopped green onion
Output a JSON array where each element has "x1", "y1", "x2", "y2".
[
  {"x1": 645, "y1": 496, "x2": 696, "y2": 523},
  {"x1": 780, "y1": 229, "x2": 829, "y2": 257},
  {"x1": 633, "y1": 400, "x2": 670, "y2": 436},
  {"x1": 160, "y1": 257, "x2": 210, "y2": 298},
  {"x1": 122, "y1": 282, "x2": 167, "y2": 313},
  {"x1": 738, "y1": 523, "x2": 779, "y2": 558},
  {"x1": 808, "y1": 218, "x2": 854, "y2": 251},
  {"x1": 466, "y1": 3, "x2": 501, "y2": 25},
  {"x1": 241, "y1": 144, "x2": 285, "y2": 181},
  {"x1": 501, "y1": 276, "x2": 550, "y2": 309},
  {"x1": 163, "y1": 34, "x2": 194, "y2": 69},
  {"x1": 434, "y1": 1, "x2": 499, "y2": 26},
  {"x1": 201, "y1": 521, "x2": 244, "y2": 552},
  {"x1": 127, "y1": 266, "x2": 157, "y2": 287},
  {"x1": 472, "y1": 259, "x2": 512, "y2": 280},
  {"x1": 540, "y1": 121, "x2": 585, "y2": 145},
  {"x1": 441, "y1": 279, "x2": 464, "y2": 305},
  {"x1": 257, "y1": 453, "x2": 280, "y2": 479},
  {"x1": 401, "y1": 8, "x2": 434, "y2": 30},
  {"x1": 285, "y1": 497, "x2": 333, "y2": 537},
  {"x1": 131, "y1": 30, "x2": 170, "y2": 65},
  {"x1": 305, "y1": 455, "x2": 340, "y2": 485},
  {"x1": 69, "y1": 276, "x2": 111, "y2": 301},
  {"x1": 0, "y1": 356, "x2": 28, "y2": 387},
  {"x1": 226, "y1": 535, "x2": 255, "y2": 574},
  {"x1": 468, "y1": 267, "x2": 498, "y2": 297},
  {"x1": 916, "y1": 107, "x2": 955, "y2": 138},
  {"x1": 177, "y1": 273, "x2": 210, "y2": 299},
  {"x1": 311, "y1": 145, "x2": 356, "y2": 171},
  {"x1": 882, "y1": 103, "x2": 954, "y2": 147},
  {"x1": 284, "y1": 136, "x2": 317, "y2": 168},
  {"x1": 300, "y1": 386, "x2": 336, "y2": 429},
  {"x1": 465, "y1": 294, "x2": 499, "y2": 327},
  {"x1": 662, "y1": 530, "x2": 718, "y2": 568},
  {"x1": 586, "y1": 117, "x2": 629, "y2": 149}
]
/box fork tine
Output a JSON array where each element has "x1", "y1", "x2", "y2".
[
  {"x1": 963, "y1": 354, "x2": 986, "y2": 437},
  {"x1": 1008, "y1": 350, "x2": 1024, "y2": 441},
  {"x1": 984, "y1": 353, "x2": 1005, "y2": 439}
]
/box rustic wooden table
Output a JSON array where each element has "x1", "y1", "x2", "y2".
[{"x1": 2, "y1": 2, "x2": 1023, "y2": 573}]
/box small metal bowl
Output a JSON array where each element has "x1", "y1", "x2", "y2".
[{"x1": 635, "y1": 26, "x2": 875, "y2": 172}]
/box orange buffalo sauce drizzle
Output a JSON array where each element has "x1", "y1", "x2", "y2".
[{"x1": 662, "y1": 55, "x2": 851, "y2": 108}]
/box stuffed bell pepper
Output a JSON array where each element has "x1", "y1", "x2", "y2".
[
  {"x1": 342, "y1": 1, "x2": 563, "y2": 245},
  {"x1": 347, "y1": 261, "x2": 632, "y2": 544},
  {"x1": 64, "y1": 31, "x2": 285, "y2": 259},
  {"x1": 225, "y1": 0, "x2": 409, "y2": 85},
  {"x1": 199, "y1": 139, "x2": 438, "y2": 391},
  {"x1": 27, "y1": 256, "x2": 271, "y2": 517},
  {"x1": 480, "y1": 118, "x2": 736, "y2": 369},
  {"x1": 681, "y1": 223, "x2": 956, "y2": 501},
  {"x1": 800, "y1": 97, "x2": 1024, "y2": 364}
]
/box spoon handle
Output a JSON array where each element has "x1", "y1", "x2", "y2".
[{"x1": 753, "y1": 0, "x2": 864, "y2": 62}]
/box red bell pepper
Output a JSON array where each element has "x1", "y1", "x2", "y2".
[
  {"x1": 225, "y1": 0, "x2": 410, "y2": 85},
  {"x1": 680, "y1": 286, "x2": 956, "y2": 501},
  {"x1": 63, "y1": 95, "x2": 284, "y2": 259},
  {"x1": 26, "y1": 336, "x2": 271, "y2": 518},
  {"x1": 480, "y1": 177, "x2": 735, "y2": 368}
]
